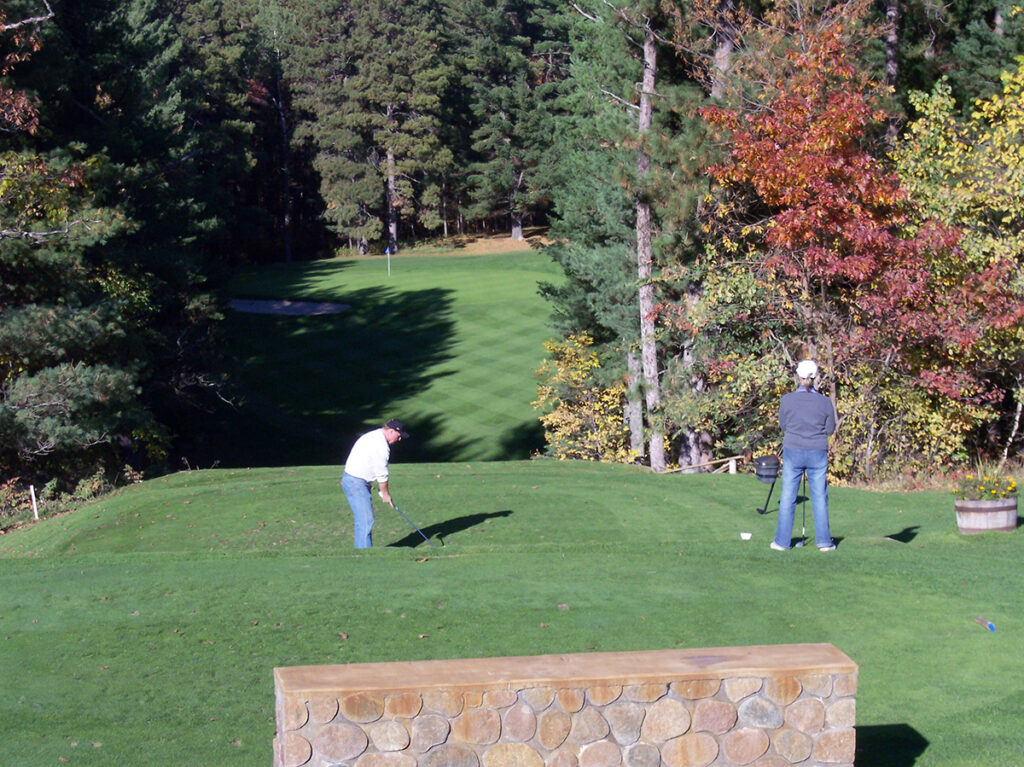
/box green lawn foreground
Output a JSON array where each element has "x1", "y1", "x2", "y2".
[
  {"x1": 1, "y1": 461, "x2": 1022, "y2": 766},
  {"x1": 189, "y1": 247, "x2": 560, "y2": 469}
]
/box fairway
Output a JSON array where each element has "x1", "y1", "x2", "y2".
[
  {"x1": 2, "y1": 461, "x2": 1023, "y2": 765},
  {"x1": 184, "y1": 246, "x2": 561, "y2": 468}
]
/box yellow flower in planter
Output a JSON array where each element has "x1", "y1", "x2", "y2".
[{"x1": 954, "y1": 470, "x2": 1020, "y2": 500}]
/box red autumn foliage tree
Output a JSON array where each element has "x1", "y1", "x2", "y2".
[
  {"x1": 696, "y1": 5, "x2": 1021, "y2": 403},
  {"x1": 652, "y1": 1, "x2": 1024, "y2": 477}
]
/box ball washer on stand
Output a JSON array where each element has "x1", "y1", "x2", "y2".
[{"x1": 753, "y1": 454, "x2": 809, "y2": 546}]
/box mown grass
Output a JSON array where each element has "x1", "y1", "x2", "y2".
[
  {"x1": 2, "y1": 461, "x2": 1022, "y2": 765},
  {"x1": 182, "y1": 247, "x2": 560, "y2": 469}
]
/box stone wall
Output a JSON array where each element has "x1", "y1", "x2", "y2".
[{"x1": 274, "y1": 643, "x2": 857, "y2": 767}]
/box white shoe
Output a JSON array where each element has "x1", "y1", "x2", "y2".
[
  {"x1": 770, "y1": 541, "x2": 788, "y2": 551},
  {"x1": 819, "y1": 542, "x2": 836, "y2": 552}
]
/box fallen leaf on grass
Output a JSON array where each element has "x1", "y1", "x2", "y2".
[
  {"x1": 557, "y1": 604, "x2": 569, "y2": 611},
  {"x1": 540, "y1": 623, "x2": 549, "y2": 628},
  {"x1": 418, "y1": 634, "x2": 429, "y2": 639},
  {"x1": 338, "y1": 632, "x2": 349, "y2": 639}
]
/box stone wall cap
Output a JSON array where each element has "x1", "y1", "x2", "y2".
[{"x1": 275, "y1": 644, "x2": 856, "y2": 696}]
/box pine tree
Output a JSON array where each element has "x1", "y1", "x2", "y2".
[
  {"x1": 4, "y1": 0, "x2": 281, "y2": 478},
  {"x1": 446, "y1": 0, "x2": 558, "y2": 239},
  {"x1": 0, "y1": 4, "x2": 153, "y2": 483},
  {"x1": 286, "y1": 0, "x2": 452, "y2": 252},
  {"x1": 946, "y1": 1, "x2": 1024, "y2": 108}
]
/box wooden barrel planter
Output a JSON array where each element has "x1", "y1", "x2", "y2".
[{"x1": 955, "y1": 498, "x2": 1018, "y2": 534}]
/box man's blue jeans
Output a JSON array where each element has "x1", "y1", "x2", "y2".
[
  {"x1": 774, "y1": 448, "x2": 831, "y2": 548},
  {"x1": 342, "y1": 473, "x2": 374, "y2": 549}
]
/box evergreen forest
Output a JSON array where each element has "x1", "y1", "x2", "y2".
[{"x1": 4, "y1": 0, "x2": 1024, "y2": 500}]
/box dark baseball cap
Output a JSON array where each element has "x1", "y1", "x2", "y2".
[{"x1": 385, "y1": 419, "x2": 410, "y2": 439}]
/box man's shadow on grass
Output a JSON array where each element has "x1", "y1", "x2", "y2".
[
  {"x1": 388, "y1": 510, "x2": 513, "y2": 548},
  {"x1": 856, "y1": 723, "x2": 928, "y2": 766}
]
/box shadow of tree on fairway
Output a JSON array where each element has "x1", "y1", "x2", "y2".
[
  {"x1": 855, "y1": 724, "x2": 928, "y2": 766},
  {"x1": 229, "y1": 258, "x2": 359, "y2": 298},
  {"x1": 387, "y1": 510, "x2": 514, "y2": 548},
  {"x1": 178, "y1": 280, "x2": 464, "y2": 468},
  {"x1": 396, "y1": 412, "x2": 484, "y2": 465},
  {"x1": 499, "y1": 419, "x2": 546, "y2": 458}
]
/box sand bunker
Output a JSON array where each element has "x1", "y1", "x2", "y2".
[{"x1": 229, "y1": 299, "x2": 348, "y2": 316}]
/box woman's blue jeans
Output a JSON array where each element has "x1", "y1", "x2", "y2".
[
  {"x1": 342, "y1": 473, "x2": 374, "y2": 549},
  {"x1": 774, "y1": 448, "x2": 831, "y2": 548}
]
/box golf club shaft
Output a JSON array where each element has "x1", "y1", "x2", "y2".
[{"x1": 392, "y1": 503, "x2": 436, "y2": 547}]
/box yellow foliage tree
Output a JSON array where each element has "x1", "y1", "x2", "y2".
[
  {"x1": 533, "y1": 333, "x2": 636, "y2": 463},
  {"x1": 894, "y1": 61, "x2": 1024, "y2": 463}
]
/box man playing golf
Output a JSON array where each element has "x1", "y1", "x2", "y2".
[
  {"x1": 771, "y1": 360, "x2": 837, "y2": 552},
  {"x1": 341, "y1": 419, "x2": 409, "y2": 548}
]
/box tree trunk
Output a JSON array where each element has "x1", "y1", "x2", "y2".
[
  {"x1": 511, "y1": 172, "x2": 525, "y2": 240},
  {"x1": 637, "y1": 25, "x2": 665, "y2": 473},
  {"x1": 711, "y1": 0, "x2": 735, "y2": 100},
  {"x1": 676, "y1": 287, "x2": 713, "y2": 470},
  {"x1": 273, "y1": 57, "x2": 293, "y2": 262},
  {"x1": 441, "y1": 181, "x2": 449, "y2": 238},
  {"x1": 386, "y1": 149, "x2": 398, "y2": 253},
  {"x1": 626, "y1": 350, "x2": 645, "y2": 459},
  {"x1": 511, "y1": 212, "x2": 523, "y2": 240},
  {"x1": 1000, "y1": 378, "x2": 1024, "y2": 468},
  {"x1": 385, "y1": 105, "x2": 399, "y2": 253},
  {"x1": 884, "y1": 0, "x2": 900, "y2": 144}
]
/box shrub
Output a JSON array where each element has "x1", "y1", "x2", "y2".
[
  {"x1": 534, "y1": 333, "x2": 635, "y2": 463},
  {"x1": 0, "y1": 477, "x2": 34, "y2": 523}
]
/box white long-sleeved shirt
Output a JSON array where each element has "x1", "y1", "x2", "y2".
[{"x1": 343, "y1": 428, "x2": 391, "y2": 483}]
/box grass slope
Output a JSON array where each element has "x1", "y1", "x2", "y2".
[
  {"x1": 185, "y1": 247, "x2": 561, "y2": 469},
  {"x1": 2, "y1": 462, "x2": 1022, "y2": 766}
]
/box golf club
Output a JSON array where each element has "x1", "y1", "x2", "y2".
[{"x1": 381, "y1": 492, "x2": 437, "y2": 547}]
